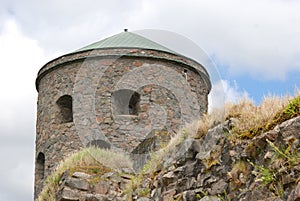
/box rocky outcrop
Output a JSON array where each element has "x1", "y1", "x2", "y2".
[
  {"x1": 145, "y1": 116, "x2": 300, "y2": 201},
  {"x1": 56, "y1": 168, "x2": 134, "y2": 201},
  {"x1": 55, "y1": 116, "x2": 300, "y2": 201}
]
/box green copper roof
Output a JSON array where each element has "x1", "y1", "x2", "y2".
[{"x1": 74, "y1": 31, "x2": 178, "y2": 55}]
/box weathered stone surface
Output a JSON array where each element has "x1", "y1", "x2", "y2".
[
  {"x1": 264, "y1": 198, "x2": 284, "y2": 201},
  {"x1": 196, "y1": 120, "x2": 229, "y2": 161},
  {"x1": 72, "y1": 172, "x2": 91, "y2": 179},
  {"x1": 136, "y1": 197, "x2": 151, "y2": 201},
  {"x1": 276, "y1": 116, "x2": 300, "y2": 139},
  {"x1": 94, "y1": 181, "x2": 110, "y2": 194},
  {"x1": 85, "y1": 193, "x2": 109, "y2": 201},
  {"x1": 162, "y1": 189, "x2": 176, "y2": 201},
  {"x1": 56, "y1": 170, "x2": 131, "y2": 201},
  {"x1": 199, "y1": 196, "x2": 221, "y2": 201},
  {"x1": 180, "y1": 190, "x2": 197, "y2": 201},
  {"x1": 162, "y1": 171, "x2": 177, "y2": 186},
  {"x1": 208, "y1": 179, "x2": 228, "y2": 195},
  {"x1": 60, "y1": 187, "x2": 80, "y2": 201},
  {"x1": 132, "y1": 116, "x2": 300, "y2": 201},
  {"x1": 173, "y1": 138, "x2": 200, "y2": 165},
  {"x1": 46, "y1": 115, "x2": 300, "y2": 201},
  {"x1": 35, "y1": 47, "x2": 210, "y2": 198},
  {"x1": 287, "y1": 182, "x2": 300, "y2": 201},
  {"x1": 65, "y1": 178, "x2": 90, "y2": 191}
]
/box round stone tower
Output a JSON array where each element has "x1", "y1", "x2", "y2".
[{"x1": 34, "y1": 30, "x2": 211, "y2": 197}]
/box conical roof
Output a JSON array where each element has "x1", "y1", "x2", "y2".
[
  {"x1": 74, "y1": 31, "x2": 178, "y2": 55},
  {"x1": 37, "y1": 30, "x2": 211, "y2": 92}
]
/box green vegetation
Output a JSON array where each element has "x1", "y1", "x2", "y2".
[
  {"x1": 38, "y1": 94, "x2": 300, "y2": 200},
  {"x1": 265, "y1": 95, "x2": 300, "y2": 131},
  {"x1": 248, "y1": 159, "x2": 274, "y2": 185},
  {"x1": 125, "y1": 94, "x2": 300, "y2": 199},
  {"x1": 37, "y1": 147, "x2": 132, "y2": 201},
  {"x1": 246, "y1": 134, "x2": 300, "y2": 197},
  {"x1": 224, "y1": 95, "x2": 300, "y2": 139},
  {"x1": 267, "y1": 139, "x2": 299, "y2": 166},
  {"x1": 280, "y1": 95, "x2": 300, "y2": 118},
  {"x1": 124, "y1": 130, "x2": 188, "y2": 199},
  {"x1": 190, "y1": 95, "x2": 299, "y2": 140}
]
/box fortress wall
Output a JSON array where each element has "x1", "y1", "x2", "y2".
[{"x1": 34, "y1": 48, "x2": 210, "y2": 198}]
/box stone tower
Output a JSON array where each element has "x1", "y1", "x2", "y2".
[{"x1": 34, "y1": 30, "x2": 211, "y2": 197}]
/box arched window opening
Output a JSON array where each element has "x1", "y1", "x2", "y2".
[
  {"x1": 56, "y1": 95, "x2": 73, "y2": 123},
  {"x1": 36, "y1": 152, "x2": 45, "y2": 181},
  {"x1": 112, "y1": 90, "x2": 140, "y2": 115},
  {"x1": 129, "y1": 92, "x2": 140, "y2": 115}
]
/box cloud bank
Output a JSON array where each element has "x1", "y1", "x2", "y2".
[
  {"x1": 0, "y1": 1, "x2": 299, "y2": 200},
  {"x1": 0, "y1": 19, "x2": 51, "y2": 201},
  {"x1": 2, "y1": 0, "x2": 300, "y2": 80}
]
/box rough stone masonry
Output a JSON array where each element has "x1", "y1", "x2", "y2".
[{"x1": 34, "y1": 32, "x2": 211, "y2": 198}]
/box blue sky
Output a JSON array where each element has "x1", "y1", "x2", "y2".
[
  {"x1": 218, "y1": 63, "x2": 300, "y2": 104},
  {"x1": 0, "y1": 0, "x2": 299, "y2": 200},
  {"x1": 232, "y1": 72, "x2": 300, "y2": 103}
]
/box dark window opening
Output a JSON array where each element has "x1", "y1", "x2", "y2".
[
  {"x1": 56, "y1": 95, "x2": 73, "y2": 123},
  {"x1": 36, "y1": 152, "x2": 45, "y2": 181},
  {"x1": 128, "y1": 92, "x2": 140, "y2": 115},
  {"x1": 112, "y1": 90, "x2": 140, "y2": 115}
]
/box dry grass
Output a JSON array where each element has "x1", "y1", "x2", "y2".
[
  {"x1": 194, "y1": 108, "x2": 226, "y2": 138},
  {"x1": 87, "y1": 147, "x2": 133, "y2": 170},
  {"x1": 142, "y1": 130, "x2": 186, "y2": 175},
  {"x1": 124, "y1": 130, "x2": 188, "y2": 199},
  {"x1": 224, "y1": 95, "x2": 291, "y2": 138},
  {"x1": 38, "y1": 93, "x2": 300, "y2": 200},
  {"x1": 37, "y1": 147, "x2": 133, "y2": 201},
  {"x1": 233, "y1": 96, "x2": 287, "y2": 129},
  {"x1": 190, "y1": 93, "x2": 300, "y2": 139},
  {"x1": 141, "y1": 94, "x2": 297, "y2": 174},
  {"x1": 125, "y1": 93, "x2": 300, "y2": 199},
  {"x1": 137, "y1": 94, "x2": 300, "y2": 175}
]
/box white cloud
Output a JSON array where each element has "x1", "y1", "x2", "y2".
[
  {"x1": 2, "y1": 0, "x2": 299, "y2": 81},
  {"x1": 208, "y1": 79, "x2": 249, "y2": 111},
  {"x1": 0, "y1": 19, "x2": 47, "y2": 97},
  {"x1": 0, "y1": 144, "x2": 34, "y2": 200},
  {"x1": 0, "y1": 1, "x2": 299, "y2": 200},
  {"x1": 1, "y1": 0, "x2": 144, "y2": 53},
  {"x1": 129, "y1": 0, "x2": 300, "y2": 80},
  {"x1": 0, "y1": 19, "x2": 52, "y2": 201}
]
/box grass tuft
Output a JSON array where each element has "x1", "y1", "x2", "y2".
[
  {"x1": 224, "y1": 95, "x2": 294, "y2": 138},
  {"x1": 38, "y1": 93, "x2": 300, "y2": 200},
  {"x1": 36, "y1": 147, "x2": 132, "y2": 201}
]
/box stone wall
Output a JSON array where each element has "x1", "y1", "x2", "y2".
[
  {"x1": 34, "y1": 48, "x2": 210, "y2": 198},
  {"x1": 51, "y1": 116, "x2": 300, "y2": 201}
]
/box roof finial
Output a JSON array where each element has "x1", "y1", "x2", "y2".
[{"x1": 124, "y1": 29, "x2": 128, "y2": 32}]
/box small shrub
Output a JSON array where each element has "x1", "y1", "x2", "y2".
[
  {"x1": 283, "y1": 96, "x2": 300, "y2": 118},
  {"x1": 230, "y1": 160, "x2": 250, "y2": 180},
  {"x1": 267, "y1": 139, "x2": 299, "y2": 167},
  {"x1": 137, "y1": 187, "x2": 150, "y2": 196},
  {"x1": 248, "y1": 160, "x2": 274, "y2": 185},
  {"x1": 266, "y1": 95, "x2": 300, "y2": 131}
]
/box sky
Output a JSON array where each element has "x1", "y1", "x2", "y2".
[{"x1": 0, "y1": 0, "x2": 300, "y2": 200}]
